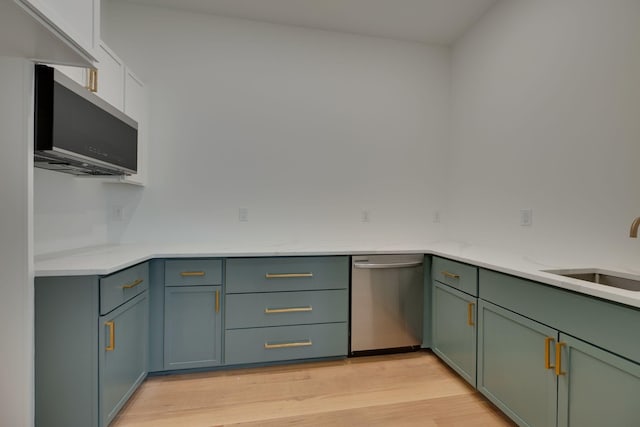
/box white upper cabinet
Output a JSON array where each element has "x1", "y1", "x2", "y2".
[
  {"x1": 0, "y1": 1, "x2": 90, "y2": 65},
  {"x1": 94, "y1": 42, "x2": 125, "y2": 110},
  {"x1": 49, "y1": 40, "x2": 148, "y2": 186},
  {"x1": 120, "y1": 68, "x2": 148, "y2": 186},
  {"x1": 16, "y1": 0, "x2": 99, "y2": 63}
]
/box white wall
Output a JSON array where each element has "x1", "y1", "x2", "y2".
[
  {"x1": 33, "y1": 171, "x2": 144, "y2": 255},
  {"x1": 449, "y1": 0, "x2": 640, "y2": 267},
  {"x1": 0, "y1": 57, "x2": 34, "y2": 427},
  {"x1": 34, "y1": 171, "x2": 109, "y2": 254},
  {"x1": 103, "y1": 3, "x2": 450, "y2": 248},
  {"x1": 39, "y1": 0, "x2": 640, "y2": 265}
]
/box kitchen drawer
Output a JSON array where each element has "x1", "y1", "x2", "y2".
[
  {"x1": 226, "y1": 256, "x2": 348, "y2": 294},
  {"x1": 100, "y1": 262, "x2": 149, "y2": 315},
  {"x1": 164, "y1": 259, "x2": 222, "y2": 286},
  {"x1": 226, "y1": 289, "x2": 348, "y2": 329},
  {"x1": 225, "y1": 322, "x2": 348, "y2": 365},
  {"x1": 432, "y1": 256, "x2": 478, "y2": 296}
]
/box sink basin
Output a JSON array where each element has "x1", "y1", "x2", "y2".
[{"x1": 545, "y1": 269, "x2": 640, "y2": 292}]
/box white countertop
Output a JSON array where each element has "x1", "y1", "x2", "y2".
[{"x1": 34, "y1": 241, "x2": 640, "y2": 309}]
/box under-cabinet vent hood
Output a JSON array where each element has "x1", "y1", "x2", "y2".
[{"x1": 34, "y1": 64, "x2": 138, "y2": 176}]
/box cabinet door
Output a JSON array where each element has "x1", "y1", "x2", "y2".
[
  {"x1": 99, "y1": 291, "x2": 149, "y2": 427},
  {"x1": 120, "y1": 68, "x2": 148, "y2": 185},
  {"x1": 94, "y1": 42, "x2": 124, "y2": 110},
  {"x1": 19, "y1": 0, "x2": 99, "y2": 58},
  {"x1": 432, "y1": 282, "x2": 477, "y2": 386},
  {"x1": 164, "y1": 285, "x2": 222, "y2": 370},
  {"x1": 478, "y1": 300, "x2": 557, "y2": 427},
  {"x1": 557, "y1": 334, "x2": 640, "y2": 427},
  {"x1": 35, "y1": 276, "x2": 100, "y2": 427}
]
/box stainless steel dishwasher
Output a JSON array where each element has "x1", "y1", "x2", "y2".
[{"x1": 350, "y1": 254, "x2": 424, "y2": 354}]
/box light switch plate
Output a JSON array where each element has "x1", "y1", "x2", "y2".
[
  {"x1": 238, "y1": 207, "x2": 249, "y2": 222},
  {"x1": 520, "y1": 208, "x2": 533, "y2": 226}
]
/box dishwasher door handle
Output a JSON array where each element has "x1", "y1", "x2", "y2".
[{"x1": 353, "y1": 260, "x2": 423, "y2": 269}]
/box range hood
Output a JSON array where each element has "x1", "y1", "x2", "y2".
[{"x1": 34, "y1": 64, "x2": 138, "y2": 176}]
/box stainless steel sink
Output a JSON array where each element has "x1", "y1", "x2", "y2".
[{"x1": 545, "y1": 269, "x2": 640, "y2": 292}]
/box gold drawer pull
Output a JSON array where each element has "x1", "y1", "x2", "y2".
[
  {"x1": 105, "y1": 321, "x2": 115, "y2": 351},
  {"x1": 442, "y1": 271, "x2": 460, "y2": 279},
  {"x1": 181, "y1": 271, "x2": 206, "y2": 277},
  {"x1": 555, "y1": 342, "x2": 566, "y2": 376},
  {"x1": 265, "y1": 273, "x2": 313, "y2": 279},
  {"x1": 215, "y1": 290, "x2": 220, "y2": 313},
  {"x1": 545, "y1": 337, "x2": 555, "y2": 370},
  {"x1": 265, "y1": 306, "x2": 313, "y2": 314},
  {"x1": 264, "y1": 340, "x2": 313, "y2": 349},
  {"x1": 467, "y1": 302, "x2": 475, "y2": 326},
  {"x1": 121, "y1": 278, "x2": 143, "y2": 289}
]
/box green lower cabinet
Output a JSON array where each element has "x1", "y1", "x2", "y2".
[
  {"x1": 164, "y1": 285, "x2": 222, "y2": 370},
  {"x1": 432, "y1": 281, "x2": 477, "y2": 386},
  {"x1": 36, "y1": 277, "x2": 101, "y2": 427},
  {"x1": 557, "y1": 333, "x2": 640, "y2": 427},
  {"x1": 99, "y1": 292, "x2": 149, "y2": 427},
  {"x1": 478, "y1": 300, "x2": 558, "y2": 427},
  {"x1": 36, "y1": 267, "x2": 149, "y2": 427}
]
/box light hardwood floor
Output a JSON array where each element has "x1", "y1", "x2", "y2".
[{"x1": 112, "y1": 351, "x2": 514, "y2": 426}]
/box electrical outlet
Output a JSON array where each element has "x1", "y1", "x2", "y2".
[
  {"x1": 361, "y1": 210, "x2": 371, "y2": 223},
  {"x1": 238, "y1": 207, "x2": 249, "y2": 222},
  {"x1": 520, "y1": 208, "x2": 533, "y2": 226},
  {"x1": 112, "y1": 206, "x2": 124, "y2": 222}
]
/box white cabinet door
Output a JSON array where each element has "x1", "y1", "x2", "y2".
[
  {"x1": 18, "y1": 0, "x2": 99, "y2": 59},
  {"x1": 120, "y1": 68, "x2": 148, "y2": 186},
  {"x1": 94, "y1": 42, "x2": 125, "y2": 111},
  {"x1": 123, "y1": 69, "x2": 144, "y2": 123}
]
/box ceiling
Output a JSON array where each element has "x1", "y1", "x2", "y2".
[{"x1": 114, "y1": 0, "x2": 497, "y2": 45}]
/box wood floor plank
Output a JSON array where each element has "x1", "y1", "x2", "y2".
[
  {"x1": 112, "y1": 352, "x2": 514, "y2": 427},
  {"x1": 230, "y1": 395, "x2": 509, "y2": 427}
]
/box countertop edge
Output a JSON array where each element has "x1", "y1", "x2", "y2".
[{"x1": 34, "y1": 245, "x2": 640, "y2": 309}]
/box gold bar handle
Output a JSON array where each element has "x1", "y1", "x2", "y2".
[
  {"x1": 264, "y1": 340, "x2": 313, "y2": 349},
  {"x1": 467, "y1": 302, "x2": 475, "y2": 326},
  {"x1": 121, "y1": 278, "x2": 143, "y2": 289},
  {"x1": 544, "y1": 337, "x2": 555, "y2": 369},
  {"x1": 181, "y1": 271, "x2": 206, "y2": 277},
  {"x1": 87, "y1": 68, "x2": 98, "y2": 92},
  {"x1": 265, "y1": 273, "x2": 313, "y2": 279},
  {"x1": 215, "y1": 290, "x2": 220, "y2": 313},
  {"x1": 265, "y1": 306, "x2": 313, "y2": 314},
  {"x1": 442, "y1": 271, "x2": 460, "y2": 279},
  {"x1": 555, "y1": 342, "x2": 566, "y2": 376},
  {"x1": 105, "y1": 321, "x2": 115, "y2": 352}
]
